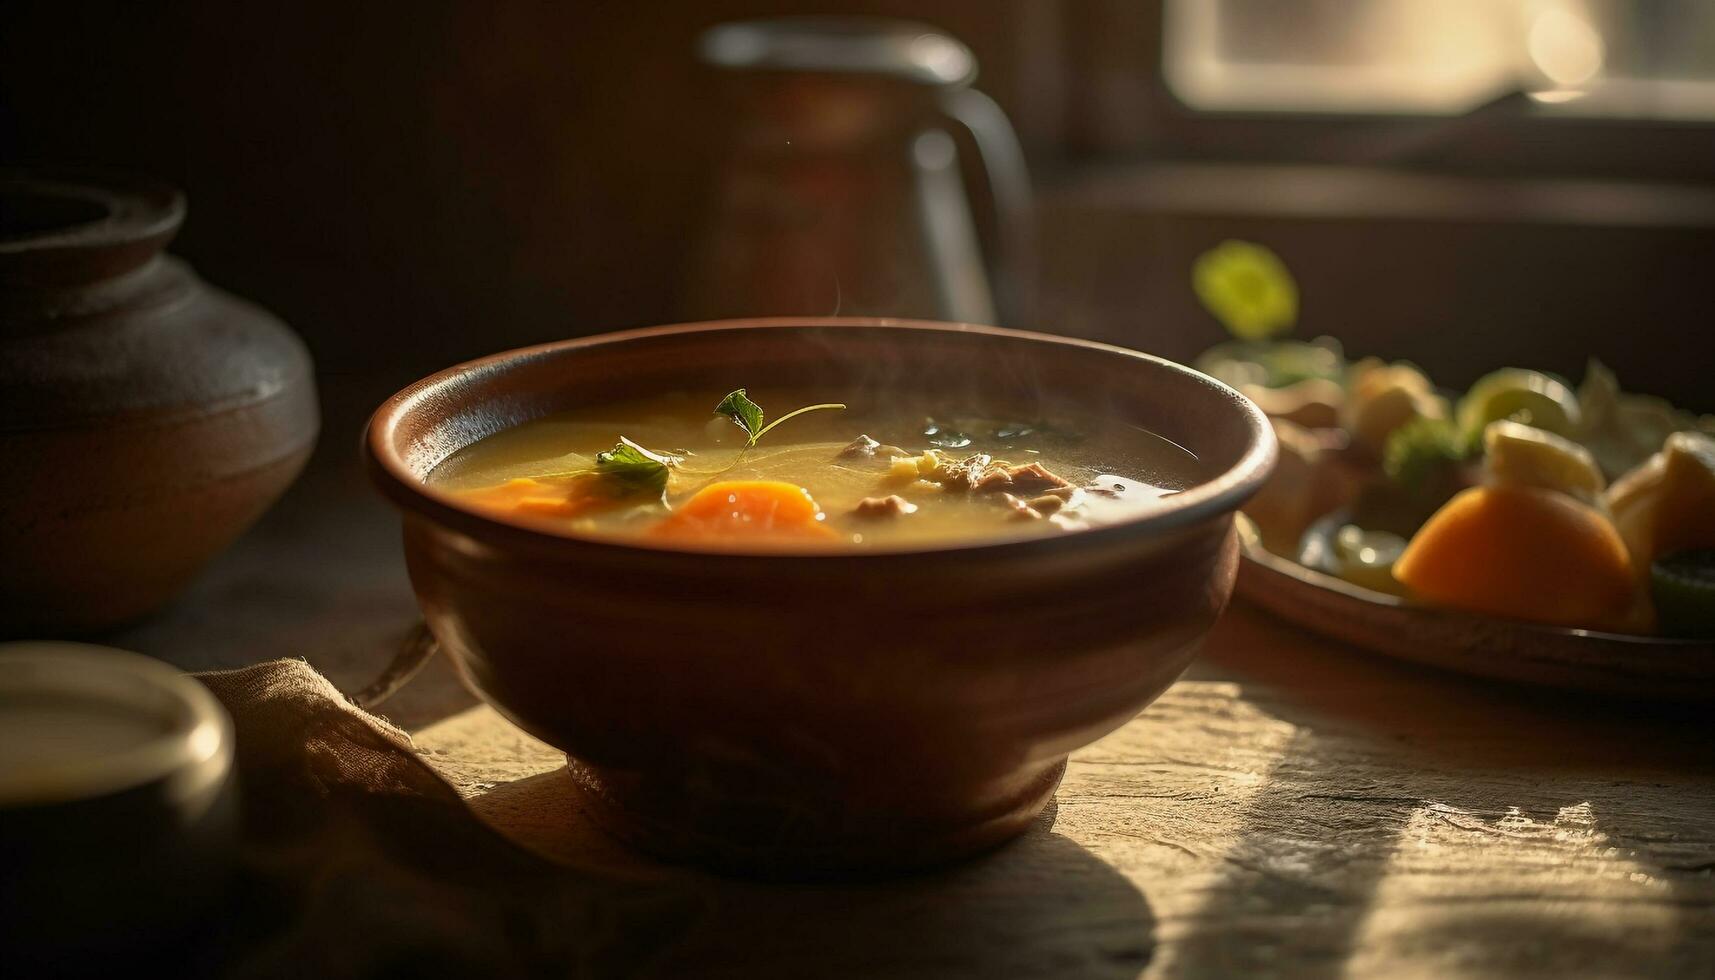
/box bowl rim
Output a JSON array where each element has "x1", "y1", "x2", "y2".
[{"x1": 364, "y1": 317, "x2": 1277, "y2": 561}]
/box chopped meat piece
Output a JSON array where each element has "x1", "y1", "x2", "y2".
[
  {"x1": 1027, "y1": 493, "x2": 1066, "y2": 515},
  {"x1": 999, "y1": 492, "x2": 1044, "y2": 521},
  {"x1": 1032, "y1": 487, "x2": 1091, "y2": 515},
  {"x1": 838, "y1": 434, "x2": 908, "y2": 460},
  {"x1": 943, "y1": 453, "x2": 994, "y2": 490},
  {"x1": 910, "y1": 450, "x2": 992, "y2": 490},
  {"x1": 893, "y1": 452, "x2": 1073, "y2": 497},
  {"x1": 853, "y1": 494, "x2": 919, "y2": 519},
  {"x1": 840, "y1": 434, "x2": 882, "y2": 457},
  {"x1": 1003, "y1": 462, "x2": 1072, "y2": 494},
  {"x1": 964, "y1": 461, "x2": 1072, "y2": 494}
]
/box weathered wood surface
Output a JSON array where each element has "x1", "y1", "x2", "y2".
[
  {"x1": 130, "y1": 460, "x2": 1715, "y2": 978},
  {"x1": 413, "y1": 609, "x2": 1715, "y2": 979}
]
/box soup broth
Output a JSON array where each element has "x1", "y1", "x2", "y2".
[{"x1": 430, "y1": 388, "x2": 1206, "y2": 549}]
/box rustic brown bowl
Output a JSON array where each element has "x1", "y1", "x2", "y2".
[{"x1": 366, "y1": 318, "x2": 1274, "y2": 876}]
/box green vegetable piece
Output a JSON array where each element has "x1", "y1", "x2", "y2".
[
  {"x1": 1332, "y1": 524, "x2": 1410, "y2": 596},
  {"x1": 1651, "y1": 549, "x2": 1715, "y2": 639},
  {"x1": 1383, "y1": 416, "x2": 1471, "y2": 497},
  {"x1": 714, "y1": 389, "x2": 766, "y2": 443},
  {"x1": 712, "y1": 388, "x2": 846, "y2": 448},
  {"x1": 1192, "y1": 240, "x2": 1299, "y2": 341},
  {"x1": 1455, "y1": 368, "x2": 1581, "y2": 441},
  {"x1": 593, "y1": 437, "x2": 678, "y2": 496}
]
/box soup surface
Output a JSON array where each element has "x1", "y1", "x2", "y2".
[{"x1": 430, "y1": 388, "x2": 1206, "y2": 550}]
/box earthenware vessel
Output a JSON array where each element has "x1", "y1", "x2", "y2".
[
  {"x1": 366, "y1": 318, "x2": 1273, "y2": 876},
  {"x1": 0, "y1": 171, "x2": 318, "y2": 634}
]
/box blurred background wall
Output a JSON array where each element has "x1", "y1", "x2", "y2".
[{"x1": 4, "y1": 0, "x2": 1712, "y2": 411}]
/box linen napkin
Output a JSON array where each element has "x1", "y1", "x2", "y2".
[{"x1": 188, "y1": 659, "x2": 696, "y2": 978}]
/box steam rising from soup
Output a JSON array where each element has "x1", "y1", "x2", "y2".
[{"x1": 430, "y1": 388, "x2": 1206, "y2": 550}]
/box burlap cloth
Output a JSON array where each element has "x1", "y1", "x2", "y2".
[{"x1": 189, "y1": 659, "x2": 697, "y2": 978}]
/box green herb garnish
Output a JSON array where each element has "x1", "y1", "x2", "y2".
[
  {"x1": 531, "y1": 438, "x2": 679, "y2": 496},
  {"x1": 592, "y1": 437, "x2": 680, "y2": 496},
  {"x1": 713, "y1": 389, "x2": 846, "y2": 448}
]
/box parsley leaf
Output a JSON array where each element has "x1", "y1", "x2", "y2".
[
  {"x1": 713, "y1": 388, "x2": 846, "y2": 448},
  {"x1": 593, "y1": 437, "x2": 679, "y2": 496},
  {"x1": 714, "y1": 389, "x2": 766, "y2": 443}
]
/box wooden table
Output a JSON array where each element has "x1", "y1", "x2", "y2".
[{"x1": 124, "y1": 454, "x2": 1715, "y2": 978}]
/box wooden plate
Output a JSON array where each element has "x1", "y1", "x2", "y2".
[{"x1": 1234, "y1": 518, "x2": 1715, "y2": 700}]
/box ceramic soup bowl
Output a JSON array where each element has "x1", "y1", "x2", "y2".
[{"x1": 366, "y1": 318, "x2": 1274, "y2": 876}]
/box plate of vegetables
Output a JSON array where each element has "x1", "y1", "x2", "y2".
[{"x1": 1192, "y1": 241, "x2": 1715, "y2": 698}]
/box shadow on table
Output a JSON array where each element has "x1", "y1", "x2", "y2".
[
  {"x1": 475, "y1": 773, "x2": 1157, "y2": 980},
  {"x1": 1159, "y1": 607, "x2": 1715, "y2": 978},
  {"x1": 651, "y1": 802, "x2": 1156, "y2": 980}
]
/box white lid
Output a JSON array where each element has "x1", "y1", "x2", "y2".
[{"x1": 0, "y1": 642, "x2": 232, "y2": 808}]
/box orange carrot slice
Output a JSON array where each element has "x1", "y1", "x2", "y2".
[
  {"x1": 456, "y1": 476, "x2": 616, "y2": 521},
  {"x1": 650, "y1": 480, "x2": 836, "y2": 543}
]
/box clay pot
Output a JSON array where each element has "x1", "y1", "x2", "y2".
[
  {"x1": 0, "y1": 171, "x2": 318, "y2": 634},
  {"x1": 367, "y1": 318, "x2": 1273, "y2": 876}
]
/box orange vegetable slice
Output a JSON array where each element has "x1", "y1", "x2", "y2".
[
  {"x1": 650, "y1": 480, "x2": 836, "y2": 543},
  {"x1": 1393, "y1": 485, "x2": 1636, "y2": 628},
  {"x1": 455, "y1": 476, "x2": 617, "y2": 521}
]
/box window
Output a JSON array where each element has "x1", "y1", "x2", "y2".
[{"x1": 1163, "y1": 0, "x2": 1715, "y2": 120}]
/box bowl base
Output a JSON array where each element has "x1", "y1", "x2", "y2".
[{"x1": 564, "y1": 754, "x2": 1066, "y2": 880}]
